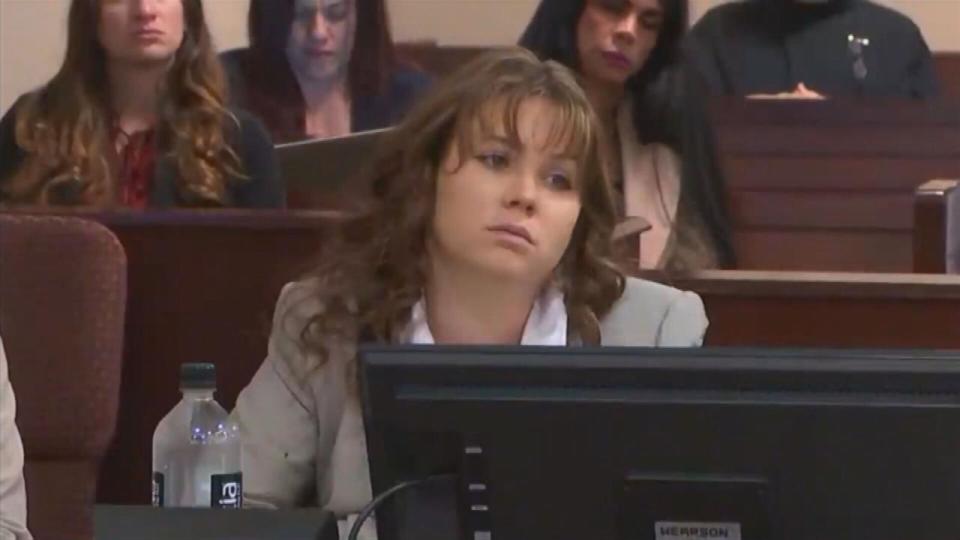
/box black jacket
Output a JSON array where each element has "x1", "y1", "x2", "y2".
[
  {"x1": 0, "y1": 96, "x2": 285, "y2": 208},
  {"x1": 686, "y1": 0, "x2": 940, "y2": 98}
]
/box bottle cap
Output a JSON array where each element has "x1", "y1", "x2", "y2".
[{"x1": 180, "y1": 363, "x2": 216, "y2": 390}]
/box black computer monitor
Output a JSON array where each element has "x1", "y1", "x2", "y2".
[{"x1": 359, "y1": 346, "x2": 960, "y2": 540}]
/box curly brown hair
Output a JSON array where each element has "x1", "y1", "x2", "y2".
[
  {"x1": 5, "y1": 0, "x2": 241, "y2": 206},
  {"x1": 295, "y1": 47, "x2": 626, "y2": 383}
]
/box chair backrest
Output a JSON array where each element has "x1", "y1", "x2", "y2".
[{"x1": 0, "y1": 214, "x2": 127, "y2": 540}]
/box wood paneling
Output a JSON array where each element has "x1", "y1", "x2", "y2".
[{"x1": 712, "y1": 99, "x2": 960, "y2": 273}]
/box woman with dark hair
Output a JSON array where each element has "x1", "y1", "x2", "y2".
[
  {"x1": 222, "y1": 0, "x2": 431, "y2": 143},
  {"x1": 232, "y1": 48, "x2": 706, "y2": 536},
  {"x1": 520, "y1": 0, "x2": 735, "y2": 271},
  {"x1": 0, "y1": 0, "x2": 283, "y2": 208}
]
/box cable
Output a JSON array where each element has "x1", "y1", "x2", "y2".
[{"x1": 346, "y1": 474, "x2": 457, "y2": 540}]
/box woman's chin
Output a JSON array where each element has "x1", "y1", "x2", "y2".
[
  {"x1": 468, "y1": 251, "x2": 551, "y2": 285},
  {"x1": 300, "y1": 62, "x2": 344, "y2": 82}
]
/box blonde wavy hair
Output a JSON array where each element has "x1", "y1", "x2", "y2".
[
  {"x1": 296, "y1": 47, "x2": 627, "y2": 383},
  {"x1": 4, "y1": 0, "x2": 241, "y2": 206}
]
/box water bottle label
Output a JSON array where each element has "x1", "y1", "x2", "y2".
[
  {"x1": 211, "y1": 473, "x2": 243, "y2": 508},
  {"x1": 152, "y1": 472, "x2": 164, "y2": 507}
]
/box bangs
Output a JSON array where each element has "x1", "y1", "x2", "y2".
[{"x1": 452, "y1": 90, "x2": 598, "y2": 190}]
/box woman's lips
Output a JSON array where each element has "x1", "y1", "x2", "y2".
[{"x1": 600, "y1": 50, "x2": 632, "y2": 70}]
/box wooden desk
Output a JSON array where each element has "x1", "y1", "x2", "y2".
[
  {"x1": 8, "y1": 208, "x2": 958, "y2": 506},
  {"x1": 90, "y1": 213, "x2": 958, "y2": 504},
  {"x1": 654, "y1": 270, "x2": 960, "y2": 349}
]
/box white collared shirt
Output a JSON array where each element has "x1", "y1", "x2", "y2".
[
  {"x1": 327, "y1": 288, "x2": 569, "y2": 536},
  {"x1": 405, "y1": 287, "x2": 569, "y2": 346}
]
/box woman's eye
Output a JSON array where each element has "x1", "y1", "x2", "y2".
[
  {"x1": 596, "y1": 0, "x2": 628, "y2": 15},
  {"x1": 295, "y1": 1, "x2": 349, "y2": 23},
  {"x1": 478, "y1": 152, "x2": 510, "y2": 170},
  {"x1": 323, "y1": 1, "x2": 349, "y2": 22},
  {"x1": 640, "y1": 12, "x2": 663, "y2": 31},
  {"x1": 546, "y1": 172, "x2": 574, "y2": 191},
  {"x1": 295, "y1": 7, "x2": 318, "y2": 21}
]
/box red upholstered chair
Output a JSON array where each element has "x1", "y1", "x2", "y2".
[{"x1": 0, "y1": 214, "x2": 127, "y2": 540}]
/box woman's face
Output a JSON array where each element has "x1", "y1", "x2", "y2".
[
  {"x1": 576, "y1": 0, "x2": 664, "y2": 86},
  {"x1": 98, "y1": 0, "x2": 185, "y2": 65},
  {"x1": 286, "y1": 0, "x2": 357, "y2": 83},
  {"x1": 429, "y1": 98, "x2": 584, "y2": 288}
]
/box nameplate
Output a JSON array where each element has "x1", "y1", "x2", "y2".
[{"x1": 654, "y1": 521, "x2": 742, "y2": 540}]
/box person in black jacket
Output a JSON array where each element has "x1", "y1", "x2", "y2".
[
  {"x1": 220, "y1": 0, "x2": 432, "y2": 144},
  {"x1": 686, "y1": 0, "x2": 939, "y2": 99},
  {"x1": 0, "y1": 0, "x2": 283, "y2": 208}
]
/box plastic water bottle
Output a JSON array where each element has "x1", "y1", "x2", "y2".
[{"x1": 152, "y1": 363, "x2": 242, "y2": 508}]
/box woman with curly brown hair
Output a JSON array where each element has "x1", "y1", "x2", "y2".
[
  {"x1": 0, "y1": 0, "x2": 283, "y2": 208},
  {"x1": 232, "y1": 47, "x2": 706, "y2": 535}
]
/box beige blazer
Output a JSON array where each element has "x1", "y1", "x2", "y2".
[
  {"x1": 0, "y1": 337, "x2": 32, "y2": 540},
  {"x1": 618, "y1": 102, "x2": 681, "y2": 270},
  {"x1": 617, "y1": 103, "x2": 719, "y2": 272},
  {"x1": 234, "y1": 277, "x2": 708, "y2": 512}
]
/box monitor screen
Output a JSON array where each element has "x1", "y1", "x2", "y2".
[{"x1": 359, "y1": 346, "x2": 960, "y2": 540}]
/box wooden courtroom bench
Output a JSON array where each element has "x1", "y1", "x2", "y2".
[
  {"x1": 396, "y1": 43, "x2": 960, "y2": 272},
  {"x1": 17, "y1": 210, "x2": 345, "y2": 505},
  {"x1": 653, "y1": 270, "x2": 960, "y2": 349},
  {"x1": 291, "y1": 43, "x2": 960, "y2": 273},
  {"x1": 277, "y1": 102, "x2": 960, "y2": 274},
  {"x1": 712, "y1": 99, "x2": 960, "y2": 273}
]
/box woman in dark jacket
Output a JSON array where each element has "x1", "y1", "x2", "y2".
[
  {"x1": 0, "y1": 0, "x2": 283, "y2": 209},
  {"x1": 221, "y1": 0, "x2": 431, "y2": 144}
]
